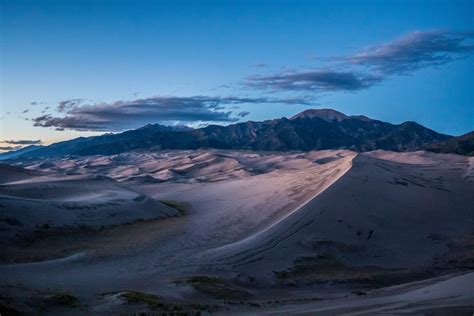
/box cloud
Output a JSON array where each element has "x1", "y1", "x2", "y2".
[
  {"x1": 0, "y1": 146, "x2": 22, "y2": 151},
  {"x1": 345, "y1": 30, "x2": 474, "y2": 75},
  {"x1": 32, "y1": 96, "x2": 312, "y2": 132},
  {"x1": 30, "y1": 101, "x2": 46, "y2": 106},
  {"x1": 57, "y1": 99, "x2": 83, "y2": 112},
  {"x1": 3, "y1": 139, "x2": 42, "y2": 145},
  {"x1": 245, "y1": 30, "x2": 473, "y2": 94},
  {"x1": 245, "y1": 70, "x2": 382, "y2": 92}
]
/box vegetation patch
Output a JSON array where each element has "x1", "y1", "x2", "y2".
[
  {"x1": 43, "y1": 292, "x2": 78, "y2": 307},
  {"x1": 118, "y1": 290, "x2": 217, "y2": 313},
  {"x1": 160, "y1": 199, "x2": 191, "y2": 215},
  {"x1": 433, "y1": 234, "x2": 474, "y2": 270},
  {"x1": 120, "y1": 291, "x2": 167, "y2": 308},
  {"x1": 177, "y1": 276, "x2": 252, "y2": 300},
  {"x1": 0, "y1": 217, "x2": 23, "y2": 226},
  {"x1": 273, "y1": 254, "x2": 432, "y2": 288}
]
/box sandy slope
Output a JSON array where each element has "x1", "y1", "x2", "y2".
[
  {"x1": 13, "y1": 149, "x2": 355, "y2": 184},
  {"x1": 258, "y1": 271, "x2": 474, "y2": 315},
  {"x1": 0, "y1": 165, "x2": 179, "y2": 250},
  {"x1": 208, "y1": 152, "x2": 474, "y2": 279},
  {"x1": 0, "y1": 163, "x2": 43, "y2": 185},
  {"x1": 1, "y1": 150, "x2": 473, "y2": 314}
]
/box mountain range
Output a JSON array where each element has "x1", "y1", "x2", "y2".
[{"x1": 2, "y1": 109, "x2": 473, "y2": 159}]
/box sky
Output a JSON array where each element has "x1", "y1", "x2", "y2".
[{"x1": 1, "y1": 0, "x2": 474, "y2": 151}]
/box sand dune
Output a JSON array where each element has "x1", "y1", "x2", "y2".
[
  {"x1": 209, "y1": 152, "x2": 474, "y2": 280},
  {"x1": 0, "y1": 163, "x2": 43, "y2": 184},
  {"x1": 261, "y1": 271, "x2": 474, "y2": 315},
  {"x1": 0, "y1": 165, "x2": 179, "y2": 250},
  {"x1": 13, "y1": 150, "x2": 356, "y2": 184},
  {"x1": 1, "y1": 150, "x2": 473, "y2": 313}
]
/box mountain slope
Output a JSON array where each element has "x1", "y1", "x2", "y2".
[
  {"x1": 427, "y1": 131, "x2": 474, "y2": 156},
  {"x1": 14, "y1": 124, "x2": 191, "y2": 158},
  {"x1": 13, "y1": 109, "x2": 452, "y2": 158},
  {"x1": 0, "y1": 145, "x2": 43, "y2": 160}
]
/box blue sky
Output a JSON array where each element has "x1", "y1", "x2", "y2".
[{"x1": 1, "y1": 0, "x2": 473, "y2": 150}]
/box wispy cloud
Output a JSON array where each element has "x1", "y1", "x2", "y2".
[
  {"x1": 245, "y1": 70, "x2": 382, "y2": 92},
  {"x1": 0, "y1": 146, "x2": 23, "y2": 151},
  {"x1": 3, "y1": 139, "x2": 42, "y2": 145},
  {"x1": 237, "y1": 111, "x2": 250, "y2": 117},
  {"x1": 57, "y1": 99, "x2": 84, "y2": 112},
  {"x1": 30, "y1": 101, "x2": 46, "y2": 106},
  {"x1": 32, "y1": 96, "x2": 312, "y2": 132},
  {"x1": 246, "y1": 30, "x2": 474, "y2": 94},
  {"x1": 345, "y1": 30, "x2": 474, "y2": 75}
]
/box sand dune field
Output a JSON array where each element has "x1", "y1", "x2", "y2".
[{"x1": 1, "y1": 150, "x2": 473, "y2": 314}]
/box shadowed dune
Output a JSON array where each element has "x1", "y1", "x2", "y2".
[
  {"x1": 0, "y1": 165, "x2": 179, "y2": 250},
  {"x1": 0, "y1": 163, "x2": 43, "y2": 185}
]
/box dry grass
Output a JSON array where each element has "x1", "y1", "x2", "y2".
[
  {"x1": 43, "y1": 292, "x2": 78, "y2": 307},
  {"x1": 119, "y1": 290, "x2": 217, "y2": 313},
  {"x1": 160, "y1": 199, "x2": 191, "y2": 215},
  {"x1": 178, "y1": 276, "x2": 252, "y2": 300}
]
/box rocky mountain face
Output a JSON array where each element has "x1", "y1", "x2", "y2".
[{"x1": 11, "y1": 109, "x2": 454, "y2": 158}]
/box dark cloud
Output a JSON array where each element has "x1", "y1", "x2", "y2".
[
  {"x1": 246, "y1": 30, "x2": 473, "y2": 94},
  {"x1": 30, "y1": 101, "x2": 46, "y2": 106},
  {"x1": 345, "y1": 30, "x2": 474, "y2": 75},
  {"x1": 32, "y1": 96, "x2": 311, "y2": 132},
  {"x1": 245, "y1": 70, "x2": 382, "y2": 92},
  {"x1": 0, "y1": 146, "x2": 22, "y2": 151},
  {"x1": 57, "y1": 99, "x2": 83, "y2": 112},
  {"x1": 237, "y1": 111, "x2": 250, "y2": 117},
  {"x1": 3, "y1": 139, "x2": 42, "y2": 145}
]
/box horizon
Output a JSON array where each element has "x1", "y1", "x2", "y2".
[{"x1": 1, "y1": 0, "x2": 474, "y2": 152}]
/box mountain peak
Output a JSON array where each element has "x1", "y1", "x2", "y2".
[
  {"x1": 137, "y1": 123, "x2": 193, "y2": 132},
  {"x1": 290, "y1": 109, "x2": 348, "y2": 122},
  {"x1": 290, "y1": 108, "x2": 374, "y2": 122}
]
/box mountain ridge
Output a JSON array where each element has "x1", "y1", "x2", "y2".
[
  {"x1": 6, "y1": 108, "x2": 460, "y2": 159},
  {"x1": 427, "y1": 131, "x2": 474, "y2": 156}
]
